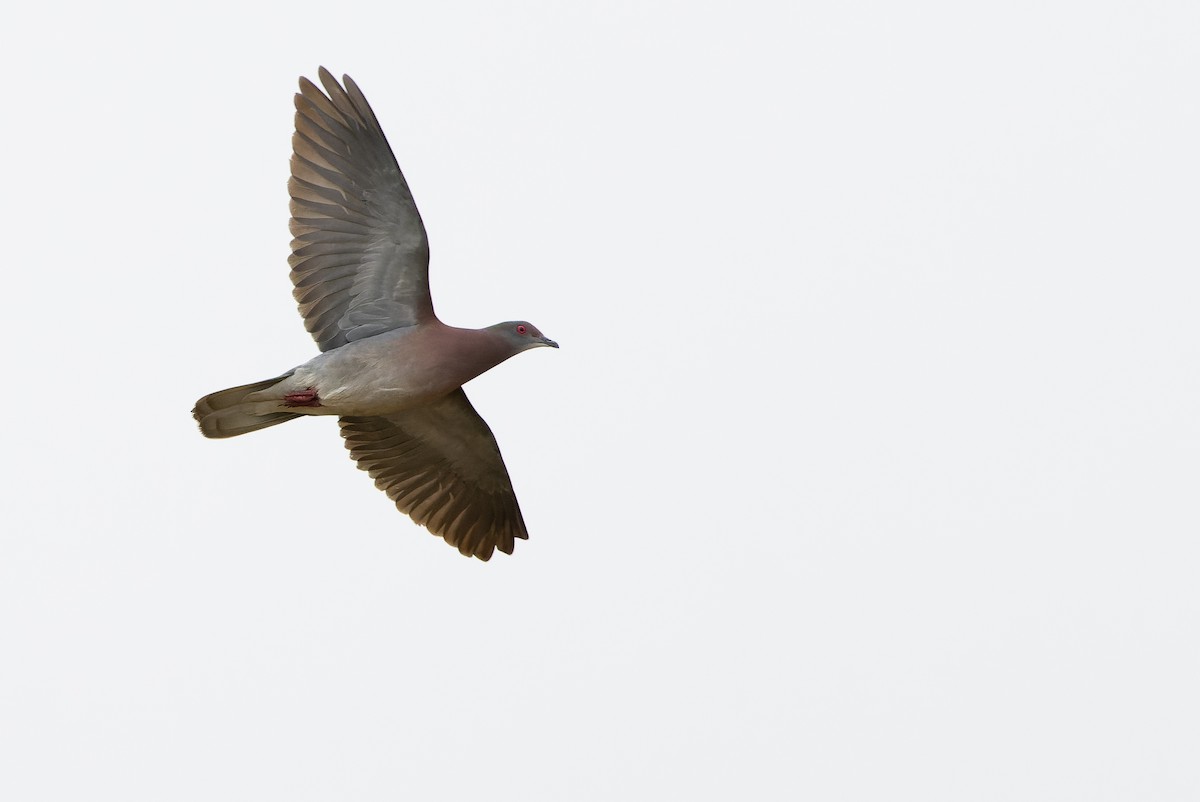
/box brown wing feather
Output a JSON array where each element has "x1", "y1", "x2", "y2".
[{"x1": 339, "y1": 390, "x2": 529, "y2": 560}]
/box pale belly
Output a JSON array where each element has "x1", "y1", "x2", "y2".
[{"x1": 245, "y1": 330, "x2": 460, "y2": 417}]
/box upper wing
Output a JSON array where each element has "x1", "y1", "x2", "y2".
[
  {"x1": 289, "y1": 67, "x2": 434, "y2": 352},
  {"x1": 339, "y1": 390, "x2": 530, "y2": 560}
]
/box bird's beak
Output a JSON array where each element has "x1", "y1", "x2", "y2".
[{"x1": 539, "y1": 337, "x2": 559, "y2": 349}]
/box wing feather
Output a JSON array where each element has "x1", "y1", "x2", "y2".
[
  {"x1": 288, "y1": 67, "x2": 434, "y2": 352},
  {"x1": 338, "y1": 390, "x2": 530, "y2": 560}
]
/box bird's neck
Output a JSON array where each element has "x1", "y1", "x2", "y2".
[{"x1": 432, "y1": 324, "x2": 517, "y2": 385}]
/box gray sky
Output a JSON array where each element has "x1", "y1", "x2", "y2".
[{"x1": 3, "y1": 1, "x2": 1199, "y2": 799}]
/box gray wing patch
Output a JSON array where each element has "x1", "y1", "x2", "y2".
[{"x1": 289, "y1": 68, "x2": 435, "y2": 352}]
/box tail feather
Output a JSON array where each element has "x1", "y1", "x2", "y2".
[{"x1": 193, "y1": 373, "x2": 300, "y2": 438}]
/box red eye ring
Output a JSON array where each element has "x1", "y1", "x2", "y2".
[{"x1": 516, "y1": 325, "x2": 527, "y2": 334}]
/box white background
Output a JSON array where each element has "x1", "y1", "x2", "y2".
[{"x1": 3, "y1": 2, "x2": 1198, "y2": 799}]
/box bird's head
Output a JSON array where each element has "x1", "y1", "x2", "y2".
[{"x1": 489, "y1": 321, "x2": 559, "y2": 353}]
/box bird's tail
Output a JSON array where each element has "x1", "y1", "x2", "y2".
[{"x1": 193, "y1": 372, "x2": 300, "y2": 438}]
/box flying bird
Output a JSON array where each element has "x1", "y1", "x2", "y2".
[{"x1": 193, "y1": 68, "x2": 558, "y2": 561}]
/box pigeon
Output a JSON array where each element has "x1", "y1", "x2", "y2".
[{"x1": 193, "y1": 68, "x2": 557, "y2": 561}]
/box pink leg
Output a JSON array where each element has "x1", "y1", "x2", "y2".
[{"x1": 284, "y1": 388, "x2": 321, "y2": 407}]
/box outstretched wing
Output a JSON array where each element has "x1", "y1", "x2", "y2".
[
  {"x1": 339, "y1": 390, "x2": 530, "y2": 560},
  {"x1": 289, "y1": 67, "x2": 434, "y2": 352}
]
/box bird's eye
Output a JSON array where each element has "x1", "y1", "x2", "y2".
[{"x1": 516, "y1": 325, "x2": 527, "y2": 334}]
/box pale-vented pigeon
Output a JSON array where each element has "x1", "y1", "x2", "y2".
[{"x1": 193, "y1": 68, "x2": 557, "y2": 561}]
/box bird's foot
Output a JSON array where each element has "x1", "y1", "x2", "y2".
[{"x1": 284, "y1": 388, "x2": 321, "y2": 407}]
